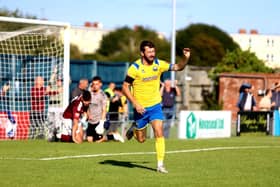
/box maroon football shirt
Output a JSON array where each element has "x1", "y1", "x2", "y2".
[{"x1": 63, "y1": 96, "x2": 88, "y2": 120}]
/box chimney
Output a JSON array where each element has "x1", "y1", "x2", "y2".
[
  {"x1": 92, "y1": 22, "x2": 103, "y2": 28},
  {"x1": 84, "y1": 22, "x2": 91, "y2": 27},
  {"x1": 134, "y1": 25, "x2": 140, "y2": 31},
  {"x1": 250, "y1": 29, "x2": 258, "y2": 34},
  {"x1": 238, "y1": 29, "x2": 246, "y2": 34}
]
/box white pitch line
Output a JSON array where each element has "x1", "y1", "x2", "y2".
[
  {"x1": 165, "y1": 145, "x2": 280, "y2": 154},
  {"x1": 0, "y1": 157, "x2": 39, "y2": 161},
  {"x1": 39, "y1": 151, "x2": 155, "y2": 161},
  {"x1": 1, "y1": 145, "x2": 279, "y2": 161}
]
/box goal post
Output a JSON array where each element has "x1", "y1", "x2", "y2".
[{"x1": 0, "y1": 16, "x2": 70, "y2": 140}]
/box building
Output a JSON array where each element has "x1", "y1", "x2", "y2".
[
  {"x1": 70, "y1": 22, "x2": 111, "y2": 54},
  {"x1": 230, "y1": 29, "x2": 280, "y2": 68},
  {"x1": 70, "y1": 23, "x2": 167, "y2": 55}
]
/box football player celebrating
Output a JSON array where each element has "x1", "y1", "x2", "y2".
[{"x1": 123, "y1": 40, "x2": 190, "y2": 173}]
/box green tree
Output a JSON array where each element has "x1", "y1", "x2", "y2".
[
  {"x1": 70, "y1": 44, "x2": 83, "y2": 60},
  {"x1": 0, "y1": 8, "x2": 36, "y2": 18},
  {"x1": 0, "y1": 8, "x2": 37, "y2": 31},
  {"x1": 211, "y1": 48, "x2": 274, "y2": 80},
  {"x1": 188, "y1": 33, "x2": 225, "y2": 66},
  {"x1": 204, "y1": 48, "x2": 274, "y2": 110},
  {"x1": 176, "y1": 23, "x2": 240, "y2": 66},
  {"x1": 201, "y1": 86, "x2": 222, "y2": 110},
  {"x1": 94, "y1": 26, "x2": 170, "y2": 62}
]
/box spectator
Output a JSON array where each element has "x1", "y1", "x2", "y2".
[
  {"x1": 30, "y1": 76, "x2": 62, "y2": 139},
  {"x1": 160, "y1": 79, "x2": 180, "y2": 138},
  {"x1": 108, "y1": 87, "x2": 122, "y2": 125},
  {"x1": 30, "y1": 76, "x2": 48, "y2": 139},
  {"x1": 259, "y1": 89, "x2": 275, "y2": 111},
  {"x1": 106, "y1": 87, "x2": 124, "y2": 142},
  {"x1": 103, "y1": 82, "x2": 115, "y2": 131},
  {"x1": 104, "y1": 82, "x2": 116, "y2": 113},
  {"x1": 48, "y1": 68, "x2": 63, "y2": 107},
  {"x1": 104, "y1": 82, "x2": 116, "y2": 99},
  {"x1": 271, "y1": 82, "x2": 280, "y2": 110},
  {"x1": 118, "y1": 87, "x2": 128, "y2": 137},
  {"x1": 0, "y1": 82, "x2": 10, "y2": 111},
  {"x1": 0, "y1": 82, "x2": 16, "y2": 139},
  {"x1": 62, "y1": 90, "x2": 91, "y2": 144},
  {"x1": 0, "y1": 82, "x2": 10, "y2": 97},
  {"x1": 237, "y1": 83, "x2": 257, "y2": 111},
  {"x1": 70, "y1": 78, "x2": 89, "y2": 101},
  {"x1": 47, "y1": 69, "x2": 64, "y2": 142}
]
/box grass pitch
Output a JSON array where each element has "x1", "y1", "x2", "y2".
[{"x1": 0, "y1": 136, "x2": 280, "y2": 187}]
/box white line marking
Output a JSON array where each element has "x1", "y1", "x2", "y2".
[
  {"x1": 0, "y1": 157, "x2": 37, "y2": 161},
  {"x1": 40, "y1": 152, "x2": 156, "y2": 161},
  {"x1": 1, "y1": 145, "x2": 279, "y2": 161}
]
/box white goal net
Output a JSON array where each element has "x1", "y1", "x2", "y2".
[{"x1": 0, "y1": 16, "x2": 70, "y2": 140}]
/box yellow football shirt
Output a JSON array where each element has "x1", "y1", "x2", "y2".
[{"x1": 127, "y1": 58, "x2": 171, "y2": 107}]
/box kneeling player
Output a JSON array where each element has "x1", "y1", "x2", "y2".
[{"x1": 62, "y1": 90, "x2": 91, "y2": 144}]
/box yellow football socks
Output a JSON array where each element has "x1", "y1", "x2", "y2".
[{"x1": 155, "y1": 137, "x2": 165, "y2": 166}]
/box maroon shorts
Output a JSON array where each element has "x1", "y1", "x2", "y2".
[{"x1": 60, "y1": 134, "x2": 73, "y2": 142}]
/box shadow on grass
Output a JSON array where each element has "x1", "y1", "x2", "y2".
[{"x1": 99, "y1": 160, "x2": 156, "y2": 171}]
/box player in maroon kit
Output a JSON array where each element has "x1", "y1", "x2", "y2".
[{"x1": 62, "y1": 90, "x2": 91, "y2": 144}]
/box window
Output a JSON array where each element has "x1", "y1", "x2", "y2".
[
  {"x1": 249, "y1": 38, "x2": 251, "y2": 47},
  {"x1": 266, "y1": 54, "x2": 269, "y2": 61},
  {"x1": 267, "y1": 39, "x2": 270, "y2": 47}
]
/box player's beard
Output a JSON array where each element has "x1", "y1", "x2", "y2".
[{"x1": 143, "y1": 55, "x2": 154, "y2": 64}]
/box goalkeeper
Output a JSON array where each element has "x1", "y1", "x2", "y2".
[
  {"x1": 87, "y1": 76, "x2": 124, "y2": 143},
  {"x1": 123, "y1": 40, "x2": 190, "y2": 173},
  {"x1": 86, "y1": 76, "x2": 107, "y2": 142}
]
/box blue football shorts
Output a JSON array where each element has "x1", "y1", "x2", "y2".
[{"x1": 133, "y1": 103, "x2": 164, "y2": 130}]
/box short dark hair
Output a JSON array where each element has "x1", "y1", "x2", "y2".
[
  {"x1": 82, "y1": 90, "x2": 91, "y2": 101},
  {"x1": 92, "y1": 76, "x2": 102, "y2": 82},
  {"x1": 114, "y1": 87, "x2": 122, "y2": 92},
  {"x1": 140, "y1": 40, "x2": 155, "y2": 52}
]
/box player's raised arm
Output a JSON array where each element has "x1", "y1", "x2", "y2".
[{"x1": 172, "y1": 48, "x2": 191, "y2": 71}]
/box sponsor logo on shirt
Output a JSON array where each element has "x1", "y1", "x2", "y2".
[{"x1": 142, "y1": 75, "x2": 158, "y2": 82}]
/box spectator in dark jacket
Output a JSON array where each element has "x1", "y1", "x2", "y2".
[
  {"x1": 237, "y1": 83, "x2": 257, "y2": 111},
  {"x1": 271, "y1": 82, "x2": 280, "y2": 110}
]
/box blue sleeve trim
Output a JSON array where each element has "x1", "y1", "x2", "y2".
[
  {"x1": 168, "y1": 64, "x2": 173, "y2": 71},
  {"x1": 132, "y1": 63, "x2": 139, "y2": 69},
  {"x1": 155, "y1": 58, "x2": 159, "y2": 65}
]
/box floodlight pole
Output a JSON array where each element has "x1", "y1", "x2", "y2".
[{"x1": 171, "y1": 0, "x2": 176, "y2": 87}]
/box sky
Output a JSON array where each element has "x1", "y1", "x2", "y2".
[{"x1": 1, "y1": 0, "x2": 280, "y2": 38}]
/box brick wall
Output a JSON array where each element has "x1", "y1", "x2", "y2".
[{"x1": 219, "y1": 72, "x2": 280, "y2": 121}]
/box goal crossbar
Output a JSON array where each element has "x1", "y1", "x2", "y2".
[{"x1": 0, "y1": 16, "x2": 70, "y2": 27}]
